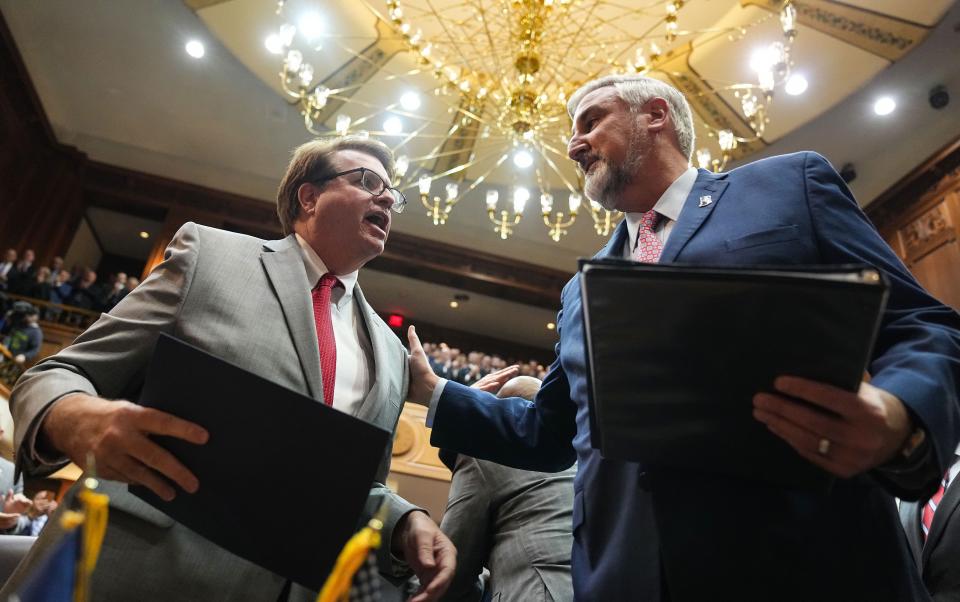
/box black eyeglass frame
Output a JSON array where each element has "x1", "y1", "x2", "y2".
[{"x1": 311, "y1": 167, "x2": 407, "y2": 213}]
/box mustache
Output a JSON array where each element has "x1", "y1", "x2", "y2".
[{"x1": 577, "y1": 153, "x2": 602, "y2": 173}]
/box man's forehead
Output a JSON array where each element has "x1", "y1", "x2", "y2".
[
  {"x1": 333, "y1": 149, "x2": 390, "y2": 180},
  {"x1": 573, "y1": 87, "x2": 622, "y2": 119}
]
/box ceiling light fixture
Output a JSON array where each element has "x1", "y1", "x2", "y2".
[
  {"x1": 785, "y1": 74, "x2": 808, "y2": 96},
  {"x1": 383, "y1": 116, "x2": 403, "y2": 135},
  {"x1": 265, "y1": 34, "x2": 283, "y2": 54},
  {"x1": 185, "y1": 40, "x2": 205, "y2": 59},
  {"x1": 874, "y1": 96, "x2": 896, "y2": 116},
  {"x1": 139, "y1": 231, "x2": 150, "y2": 239},
  {"x1": 400, "y1": 91, "x2": 421, "y2": 111}
]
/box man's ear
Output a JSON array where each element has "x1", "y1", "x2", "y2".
[
  {"x1": 645, "y1": 97, "x2": 670, "y2": 134},
  {"x1": 297, "y1": 182, "x2": 318, "y2": 215}
]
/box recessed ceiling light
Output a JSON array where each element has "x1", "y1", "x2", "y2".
[
  {"x1": 785, "y1": 74, "x2": 808, "y2": 96},
  {"x1": 449, "y1": 300, "x2": 459, "y2": 308},
  {"x1": 400, "y1": 92, "x2": 421, "y2": 111},
  {"x1": 874, "y1": 96, "x2": 896, "y2": 116},
  {"x1": 383, "y1": 116, "x2": 403, "y2": 135},
  {"x1": 546, "y1": 322, "x2": 556, "y2": 330},
  {"x1": 185, "y1": 40, "x2": 205, "y2": 59},
  {"x1": 139, "y1": 231, "x2": 150, "y2": 239},
  {"x1": 264, "y1": 34, "x2": 283, "y2": 55},
  {"x1": 513, "y1": 150, "x2": 533, "y2": 168},
  {"x1": 298, "y1": 13, "x2": 324, "y2": 41}
]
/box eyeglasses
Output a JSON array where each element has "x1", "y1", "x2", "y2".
[{"x1": 313, "y1": 167, "x2": 407, "y2": 213}]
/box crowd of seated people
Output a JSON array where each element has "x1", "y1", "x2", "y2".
[
  {"x1": 0, "y1": 247, "x2": 139, "y2": 315},
  {"x1": 422, "y1": 341, "x2": 549, "y2": 386}
]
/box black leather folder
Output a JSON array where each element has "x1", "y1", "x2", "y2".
[
  {"x1": 579, "y1": 260, "x2": 889, "y2": 491},
  {"x1": 132, "y1": 334, "x2": 390, "y2": 590}
]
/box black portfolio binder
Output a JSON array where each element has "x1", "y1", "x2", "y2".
[
  {"x1": 579, "y1": 260, "x2": 889, "y2": 490},
  {"x1": 132, "y1": 334, "x2": 391, "y2": 590}
]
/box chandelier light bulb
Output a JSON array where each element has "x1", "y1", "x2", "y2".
[
  {"x1": 265, "y1": 34, "x2": 283, "y2": 55},
  {"x1": 285, "y1": 49, "x2": 303, "y2": 72},
  {"x1": 298, "y1": 63, "x2": 314, "y2": 87},
  {"x1": 589, "y1": 199, "x2": 602, "y2": 212},
  {"x1": 445, "y1": 183, "x2": 459, "y2": 200},
  {"x1": 780, "y1": 3, "x2": 798, "y2": 37},
  {"x1": 298, "y1": 13, "x2": 324, "y2": 41},
  {"x1": 312, "y1": 87, "x2": 329, "y2": 109},
  {"x1": 278, "y1": 24, "x2": 296, "y2": 47},
  {"x1": 383, "y1": 116, "x2": 403, "y2": 135},
  {"x1": 568, "y1": 193, "x2": 582, "y2": 213},
  {"x1": 419, "y1": 176, "x2": 432, "y2": 196},
  {"x1": 785, "y1": 74, "x2": 808, "y2": 96},
  {"x1": 335, "y1": 114, "x2": 351, "y2": 135},
  {"x1": 486, "y1": 189, "x2": 499, "y2": 210},
  {"x1": 395, "y1": 155, "x2": 410, "y2": 177},
  {"x1": 185, "y1": 40, "x2": 205, "y2": 59},
  {"x1": 718, "y1": 129, "x2": 737, "y2": 152},
  {"x1": 513, "y1": 150, "x2": 534, "y2": 169},
  {"x1": 874, "y1": 96, "x2": 896, "y2": 116},
  {"x1": 540, "y1": 193, "x2": 554, "y2": 213},
  {"x1": 513, "y1": 187, "x2": 530, "y2": 213},
  {"x1": 696, "y1": 148, "x2": 712, "y2": 169},
  {"x1": 400, "y1": 92, "x2": 421, "y2": 111}
]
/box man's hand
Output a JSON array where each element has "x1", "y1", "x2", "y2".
[
  {"x1": 2, "y1": 489, "x2": 32, "y2": 515},
  {"x1": 392, "y1": 510, "x2": 456, "y2": 602},
  {"x1": 407, "y1": 326, "x2": 440, "y2": 405},
  {"x1": 42, "y1": 393, "x2": 209, "y2": 501},
  {"x1": 471, "y1": 366, "x2": 520, "y2": 393},
  {"x1": 0, "y1": 512, "x2": 21, "y2": 531},
  {"x1": 753, "y1": 376, "x2": 913, "y2": 478},
  {"x1": 30, "y1": 491, "x2": 57, "y2": 518}
]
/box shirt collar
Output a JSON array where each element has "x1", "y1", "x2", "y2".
[
  {"x1": 294, "y1": 233, "x2": 358, "y2": 308},
  {"x1": 625, "y1": 166, "x2": 698, "y2": 253}
]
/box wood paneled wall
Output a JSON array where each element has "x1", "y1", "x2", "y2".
[{"x1": 868, "y1": 140, "x2": 960, "y2": 310}]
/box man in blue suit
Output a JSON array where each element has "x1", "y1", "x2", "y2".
[{"x1": 406, "y1": 75, "x2": 960, "y2": 601}]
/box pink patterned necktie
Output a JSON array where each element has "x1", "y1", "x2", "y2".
[
  {"x1": 922, "y1": 469, "x2": 952, "y2": 541},
  {"x1": 312, "y1": 273, "x2": 340, "y2": 407},
  {"x1": 633, "y1": 209, "x2": 663, "y2": 263}
]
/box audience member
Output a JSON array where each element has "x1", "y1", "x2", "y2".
[
  {"x1": 900, "y1": 443, "x2": 960, "y2": 601},
  {"x1": 103, "y1": 271, "x2": 130, "y2": 310},
  {"x1": 26, "y1": 267, "x2": 52, "y2": 301},
  {"x1": 1, "y1": 301, "x2": 42, "y2": 365},
  {"x1": 65, "y1": 268, "x2": 103, "y2": 310},
  {"x1": 0, "y1": 249, "x2": 16, "y2": 291},
  {"x1": 7, "y1": 250, "x2": 36, "y2": 295},
  {"x1": 0, "y1": 428, "x2": 57, "y2": 536},
  {"x1": 440, "y1": 375, "x2": 574, "y2": 602},
  {"x1": 47, "y1": 256, "x2": 66, "y2": 285}
]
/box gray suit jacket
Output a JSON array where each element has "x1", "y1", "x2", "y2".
[
  {"x1": 900, "y1": 470, "x2": 960, "y2": 602},
  {"x1": 4, "y1": 223, "x2": 416, "y2": 601},
  {"x1": 439, "y1": 454, "x2": 575, "y2": 602}
]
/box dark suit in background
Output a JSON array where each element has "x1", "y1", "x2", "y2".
[{"x1": 900, "y1": 450, "x2": 960, "y2": 601}]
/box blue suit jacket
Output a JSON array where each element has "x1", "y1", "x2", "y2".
[{"x1": 432, "y1": 152, "x2": 960, "y2": 601}]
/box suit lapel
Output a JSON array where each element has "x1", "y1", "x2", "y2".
[
  {"x1": 597, "y1": 219, "x2": 630, "y2": 259},
  {"x1": 899, "y1": 500, "x2": 924, "y2": 566},
  {"x1": 923, "y1": 475, "x2": 960, "y2": 563},
  {"x1": 659, "y1": 170, "x2": 728, "y2": 263},
  {"x1": 260, "y1": 236, "x2": 322, "y2": 400},
  {"x1": 352, "y1": 285, "x2": 397, "y2": 424}
]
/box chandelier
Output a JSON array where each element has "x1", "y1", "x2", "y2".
[{"x1": 271, "y1": 0, "x2": 799, "y2": 242}]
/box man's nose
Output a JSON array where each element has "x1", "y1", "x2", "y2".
[
  {"x1": 568, "y1": 135, "x2": 587, "y2": 162},
  {"x1": 373, "y1": 189, "x2": 394, "y2": 210}
]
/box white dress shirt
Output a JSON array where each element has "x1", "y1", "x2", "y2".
[
  {"x1": 295, "y1": 234, "x2": 374, "y2": 416},
  {"x1": 426, "y1": 167, "x2": 701, "y2": 425}
]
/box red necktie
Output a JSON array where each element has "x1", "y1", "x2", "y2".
[
  {"x1": 633, "y1": 210, "x2": 663, "y2": 263},
  {"x1": 312, "y1": 273, "x2": 340, "y2": 406},
  {"x1": 922, "y1": 469, "x2": 952, "y2": 541}
]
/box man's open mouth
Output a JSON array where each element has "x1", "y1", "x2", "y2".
[{"x1": 364, "y1": 212, "x2": 389, "y2": 231}]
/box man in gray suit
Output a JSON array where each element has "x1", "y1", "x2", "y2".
[
  {"x1": 439, "y1": 375, "x2": 574, "y2": 602},
  {"x1": 4, "y1": 137, "x2": 454, "y2": 601}
]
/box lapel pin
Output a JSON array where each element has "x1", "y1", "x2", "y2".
[{"x1": 698, "y1": 195, "x2": 712, "y2": 208}]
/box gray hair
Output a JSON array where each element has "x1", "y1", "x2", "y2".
[
  {"x1": 276, "y1": 136, "x2": 395, "y2": 235},
  {"x1": 566, "y1": 75, "x2": 695, "y2": 162}
]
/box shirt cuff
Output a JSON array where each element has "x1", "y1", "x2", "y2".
[{"x1": 424, "y1": 378, "x2": 448, "y2": 428}]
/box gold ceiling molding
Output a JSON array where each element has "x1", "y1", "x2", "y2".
[
  {"x1": 743, "y1": 0, "x2": 931, "y2": 61},
  {"x1": 659, "y1": 43, "x2": 767, "y2": 161},
  {"x1": 183, "y1": 0, "x2": 232, "y2": 10}
]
